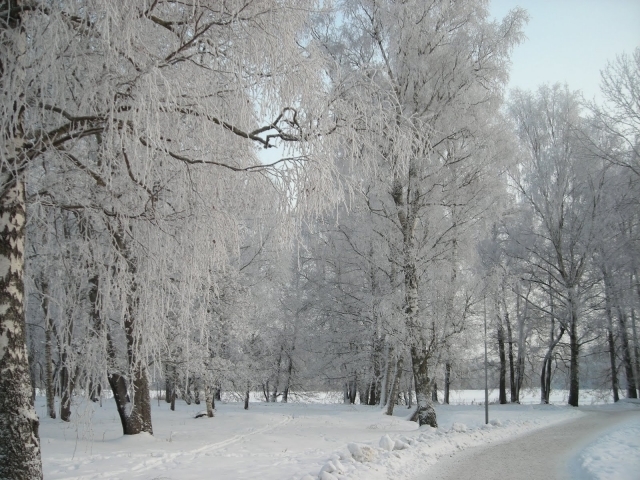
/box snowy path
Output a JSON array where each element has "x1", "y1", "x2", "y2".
[{"x1": 415, "y1": 407, "x2": 640, "y2": 480}]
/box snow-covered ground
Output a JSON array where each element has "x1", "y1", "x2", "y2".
[
  {"x1": 37, "y1": 391, "x2": 638, "y2": 479},
  {"x1": 573, "y1": 400, "x2": 640, "y2": 480}
]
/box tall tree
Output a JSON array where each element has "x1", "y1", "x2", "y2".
[
  {"x1": 315, "y1": 0, "x2": 526, "y2": 426},
  {"x1": 508, "y1": 84, "x2": 607, "y2": 407},
  {"x1": 2, "y1": 0, "x2": 340, "y2": 468},
  {"x1": 0, "y1": 1, "x2": 43, "y2": 476}
]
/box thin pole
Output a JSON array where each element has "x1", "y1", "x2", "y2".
[{"x1": 484, "y1": 294, "x2": 489, "y2": 425}]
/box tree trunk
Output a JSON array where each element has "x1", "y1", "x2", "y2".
[
  {"x1": 603, "y1": 273, "x2": 620, "y2": 402},
  {"x1": 541, "y1": 288, "x2": 563, "y2": 404},
  {"x1": 379, "y1": 341, "x2": 394, "y2": 408},
  {"x1": 165, "y1": 363, "x2": 173, "y2": 404},
  {"x1": 540, "y1": 320, "x2": 565, "y2": 404},
  {"x1": 369, "y1": 257, "x2": 383, "y2": 406},
  {"x1": 514, "y1": 284, "x2": 527, "y2": 403},
  {"x1": 603, "y1": 266, "x2": 634, "y2": 399},
  {"x1": 505, "y1": 310, "x2": 516, "y2": 403},
  {"x1": 631, "y1": 308, "x2": 640, "y2": 398},
  {"x1": 282, "y1": 352, "x2": 293, "y2": 403},
  {"x1": 204, "y1": 385, "x2": 214, "y2": 417},
  {"x1": 115, "y1": 230, "x2": 153, "y2": 434},
  {"x1": 616, "y1": 306, "x2": 638, "y2": 398},
  {"x1": 270, "y1": 348, "x2": 282, "y2": 403},
  {"x1": 385, "y1": 355, "x2": 403, "y2": 416},
  {"x1": 0, "y1": 179, "x2": 43, "y2": 478},
  {"x1": 370, "y1": 334, "x2": 382, "y2": 405},
  {"x1": 194, "y1": 377, "x2": 200, "y2": 405},
  {"x1": 497, "y1": 314, "x2": 507, "y2": 404},
  {"x1": 244, "y1": 387, "x2": 250, "y2": 410},
  {"x1": 184, "y1": 374, "x2": 192, "y2": 405},
  {"x1": 410, "y1": 346, "x2": 437, "y2": 427},
  {"x1": 60, "y1": 364, "x2": 79, "y2": 422},
  {"x1": 358, "y1": 379, "x2": 367, "y2": 405},
  {"x1": 367, "y1": 378, "x2": 376, "y2": 405},
  {"x1": 58, "y1": 360, "x2": 73, "y2": 421},
  {"x1": 128, "y1": 361, "x2": 153, "y2": 434},
  {"x1": 444, "y1": 362, "x2": 451, "y2": 405},
  {"x1": 107, "y1": 363, "x2": 153, "y2": 435},
  {"x1": 607, "y1": 326, "x2": 620, "y2": 402},
  {"x1": 106, "y1": 323, "x2": 153, "y2": 435},
  {"x1": 348, "y1": 373, "x2": 357, "y2": 404},
  {"x1": 41, "y1": 282, "x2": 56, "y2": 419},
  {"x1": 633, "y1": 269, "x2": 640, "y2": 397},
  {"x1": 568, "y1": 307, "x2": 580, "y2": 407},
  {"x1": 431, "y1": 381, "x2": 438, "y2": 403}
]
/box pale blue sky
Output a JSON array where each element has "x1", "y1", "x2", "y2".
[{"x1": 490, "y1": 0, "x2": 640, "y2": 100}]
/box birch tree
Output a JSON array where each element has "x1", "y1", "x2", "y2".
[
  {"x1": 1, "y1": 2, "x2": 43, "y2": 476},
  {"x1": 2, "y1": 0, "x2": 342, "y2": 469},
  {"x1": 317, "y1": 0, "x2": 525, "y2": 426}
]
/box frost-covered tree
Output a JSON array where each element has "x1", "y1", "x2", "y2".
[
  {"x1": 2, "y1": 0, "x2": 342, "y2": 469},
  {"x1": 508, "y1": 84, "x2": 609, "y2": 407},
  {"x1": 1, "y1": 2, "x2": 43, "y2": 476},
  {"x1": 587, "y1": 48, "x2": 640, "y2": 177},
  {"x1": 315, "y1": 0, "x2": 526, "y2": 426}
]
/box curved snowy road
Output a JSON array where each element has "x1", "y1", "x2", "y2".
[{"x1": 418, "y1": 407, "x2": 640, "y2": 480}]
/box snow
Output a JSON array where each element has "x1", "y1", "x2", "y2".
[
  {"x1": 573, "y1": 399, "x2": 640, "y2": 480},
  {"x1": 37, "y1": 391, "x2": 639, "y2": 479}
]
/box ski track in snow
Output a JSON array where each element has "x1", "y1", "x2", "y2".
[
  {"x1": 131, "y1": 414, "x2": 294, "y2": 474},
  {"x1": 51, "y1": 414, "x2": 294, "y2": 480}
]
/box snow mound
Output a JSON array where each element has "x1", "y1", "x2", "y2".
[
  {"x1": 347, "y1": 442, "x2": 377, "y2": 462},
  {"x1": 451, "y1": 422, "x2": 467, "y2": 433},
  {"x1": 394, "y1": 439, "x2": 409, "y2": 450},
  {"x1": 319, "y1": 459, "x2": 345, "y2": 476},
  {"x1": 379, "y1": 435, "x2": 394, "y2": 451}
]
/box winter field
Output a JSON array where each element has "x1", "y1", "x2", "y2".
[{"x1": 38, "y1": 390, "x2": 640, "y2": 480}]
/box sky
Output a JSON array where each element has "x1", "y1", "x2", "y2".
[{"x1": 489, "y1": 0, "x2": 640, "y2": 101}]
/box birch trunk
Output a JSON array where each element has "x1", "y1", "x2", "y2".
[
  {"x1": 379, "y1": 341, "x2": 394, "y2": 408},
  {"x1": 0, "y1": 180, "x2": 43, "y2": 478},
  {"x1": 106, "y1": 328, "x2": 153, "y2": 435},
  {"x1": 204, "y1": 385, "x2": 214, "y2": 417},
  {"x1": 410, "y1": 345, "x2": 437, "y2": 428},
  {"x1": 108, "y1": 229, "x2": 153, "y2": 434},
  {"x1": 385, "y1": 355, "x2": 403, "y2": 416},
  {"x1": 40, "y1": 280, "x2": 56, "y2": 419}
]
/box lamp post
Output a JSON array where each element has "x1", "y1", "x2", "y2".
[{"x1": 484, "y1": 294, "x2": 489, "y2": 425}]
